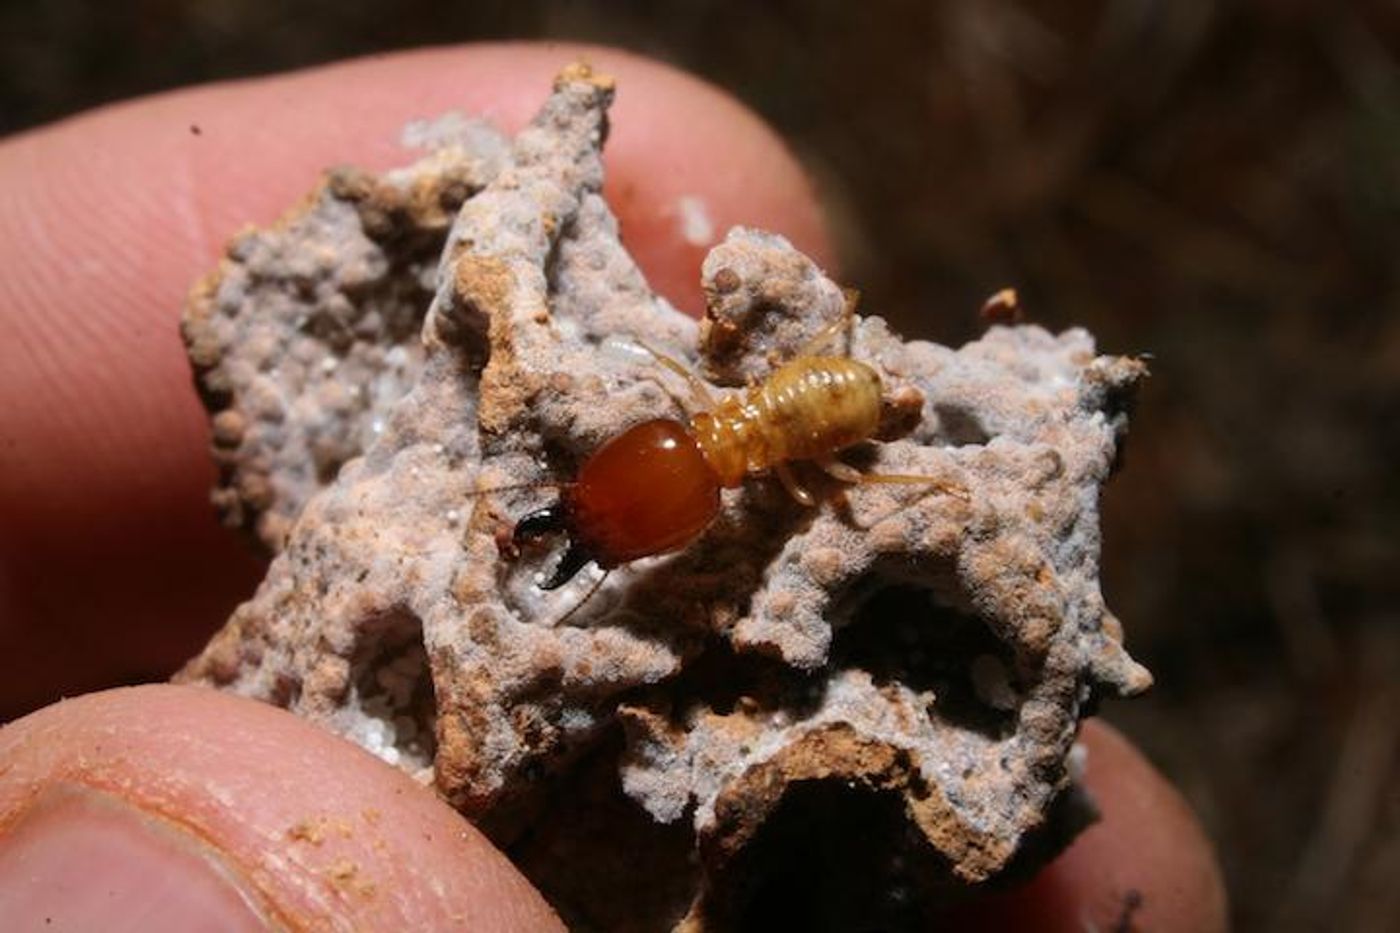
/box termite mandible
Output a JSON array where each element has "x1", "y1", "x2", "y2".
[{"x1": 494, "y1": 293, "x2": 968, "y2": 612}]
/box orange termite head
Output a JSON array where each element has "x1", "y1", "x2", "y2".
[{"x1": 511, "y1": 418, "x2": 722, "y2": 590}]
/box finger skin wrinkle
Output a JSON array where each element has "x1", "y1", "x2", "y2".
[
  {"x1": 171, "y1": 131, "x2": 213, "y2": 271},
  {"x1": 0, "y1": 113, "x2": 212, "y2": 515}
]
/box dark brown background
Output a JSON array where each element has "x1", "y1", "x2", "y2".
[{"x1": 5, "y1": 2, "x2": 1398, "y2": 930}]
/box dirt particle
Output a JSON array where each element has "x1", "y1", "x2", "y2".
[
  {"x1": 1111, "y1": 888, "x2": 1145, "y2": 933},
  {"x1": 712, "y1": 267, "x2": 741, "y2": 294}
]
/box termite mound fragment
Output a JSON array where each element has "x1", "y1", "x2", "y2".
[{"x1": 177, "y1": 64, "x2": 1151, "y2": 930}]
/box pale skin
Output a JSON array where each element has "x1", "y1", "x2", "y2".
[{"x1": 0, "y1": 44, "x2": 1227, "y2": 930}]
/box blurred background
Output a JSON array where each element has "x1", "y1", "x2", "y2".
[{"x1": 4, "y1": 1, "x2": 1397, "y2": 929}]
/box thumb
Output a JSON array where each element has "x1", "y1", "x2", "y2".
[{"x1": 0, "y1": 685, "x2": 561, "y2": 931}]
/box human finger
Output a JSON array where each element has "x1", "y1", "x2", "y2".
[
  {"x1": 955, "y1": 719, "x2": 1229, "y2": 931},
  {"x1": 0, "y1": 684, "x2": 563, "y2": 930}
]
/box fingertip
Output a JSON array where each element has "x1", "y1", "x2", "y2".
[
  {"x1": 964, "y1": 720, "x2": 1228, "y2": 931},
  {"x1": 1065, "y1": 721, "x2": 1227, "y2": 932},
  {"x1": 0, "y1": 685, "x2": 562, "y2": 931}
]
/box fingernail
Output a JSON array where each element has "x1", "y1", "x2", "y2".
[{"x1": 0, "y1": 785, "x2": 265, "y2": 931}]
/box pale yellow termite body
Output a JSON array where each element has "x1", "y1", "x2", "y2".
[
  {"x1": 691, "y1": 355, "x2": 883, "y2": 488},
  {"x1": 636, "y1": 299, "x2": 966, "y2": 507}
]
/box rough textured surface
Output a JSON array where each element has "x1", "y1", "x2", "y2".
[
  {"x1": 183, "y1": 113, "x2": 509, "y2": 550},
  {"x1": 178, "y1": 65, "x2": 1150, "y2": 928}
]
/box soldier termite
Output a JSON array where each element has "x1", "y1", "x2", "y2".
[{"x1": 488, "y1": 294, "x2": 968, "y2": 618}]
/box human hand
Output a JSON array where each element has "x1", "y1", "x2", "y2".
[{"x1": 0, "y1": 45, "x2": 1225, "y2": 930}]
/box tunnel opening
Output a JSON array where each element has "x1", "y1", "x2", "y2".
[{"x1": 346, "y1": 606, "x2": 439, "y2": 774}]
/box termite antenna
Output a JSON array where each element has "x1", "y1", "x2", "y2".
[{"x1": 462, "y1": 479, "x2": 568, "y2": 499}]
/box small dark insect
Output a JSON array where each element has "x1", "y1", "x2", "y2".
[
  {"x1": 979, "y1": 287, "x2": 1023, "y2": 325},
  {"x1": 497, "y1": 296, "x2": 967, "y2": 614}
]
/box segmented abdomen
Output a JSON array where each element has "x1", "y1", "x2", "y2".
[
  {"x1": 755, "y1": 355, "x2": 883, "y2": 461},
  {"x1": 692, "y1": 356, "x2": 884, "y2": 485}
]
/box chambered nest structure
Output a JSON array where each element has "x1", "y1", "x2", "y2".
[{"x1": 178, "y1": 64, "x2": 1151, "y2": 930}]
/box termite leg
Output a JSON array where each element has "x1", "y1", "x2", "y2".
[
  {"x1": 794, "y1": 287, "x2": 861, "y2": 359},
  {"x1": 633, "y1": 338, "x2": 716, "y2": 412},
  {"x1": 776, "y1": 462, "x2": 816, "y2": 507},
  {"x1": 817, "y1": 456, "x2": 970, "y2": 502},
  {"x1": 858, "y1": 474, "x2": 971, "y2": 502}
]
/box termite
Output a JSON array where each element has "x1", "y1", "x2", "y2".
[{"x1": 498, "y1": 295, "x2": 967, "y2": 607}]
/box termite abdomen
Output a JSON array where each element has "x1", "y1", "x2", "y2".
[
  {"x1": 692, "y1": 355, "x2": 884, "y2": 486},
  {"x1": 756, "y1": 356, "x2": 883, "y2": 461}
]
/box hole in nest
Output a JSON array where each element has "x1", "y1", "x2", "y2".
[
  {"x1": 309, "y1": 433, "x2": 356, "y2": 484},
  {"x1": 539, "y1": 432, "x2": 585, "y2": 477},
  {"x1": 336, "y1": 229, "x2": 447, "y2": 343},
  {"x1": 639, "y1": 637, "x2": 824, "y2": 720},
  {"x1": 833, "y1": 578, "x2": 1022, "y2": 739},
  {"x1": 542, "y1": 213, "x2": 578, "y2": 305},
  {"x1": 347, "y1": 607, "x2": 438, "y2": 773},
  {"x1": 932, "y1": 402, "x2": 992, "y2": 446},
  {"x1": 727, "y1": 781, "x2": 948, "y2": 932}
]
